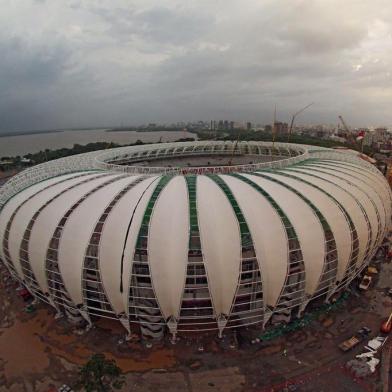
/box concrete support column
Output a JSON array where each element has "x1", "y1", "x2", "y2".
[
  {"x1": 217, "y1": 314, "x2": 228, "y2": 338},
  {"x1": 119, "y1": 313, "x2": 132, "y2": 340},
  {"x1": 167, "y1": 316, "x2": 178, "y2": 343}
]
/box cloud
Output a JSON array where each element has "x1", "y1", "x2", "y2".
[
  {"x1": 0, "y1": 0, "x2": 392, "y2": 131},
  {"x1": 0, "y1": 36, "x2": 70, "y2": 93}
]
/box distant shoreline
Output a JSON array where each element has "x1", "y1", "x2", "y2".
[
  {"x1": 0, "y1": 127, "x2": 189, "y2": 138},
  {"x1": 0, "y1": 129, "x2": 65, "y2": 138},
  {"x1": 106, "y1": 128, "x2": 191, "y2": 133},
  {"x1": 0, "y1": 129, "x2": 197, "y2": 158},
  {"x1": 0, "y1": 128, "x2": 109, "y2": 138}
]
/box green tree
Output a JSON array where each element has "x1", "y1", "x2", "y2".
[{"x1": 77, "y1": 354, "x2": 125, "y2": 392}]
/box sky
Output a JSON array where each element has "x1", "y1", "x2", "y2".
[{"x1": 1, "y1": 0, "x2": 392, "y2": 132}]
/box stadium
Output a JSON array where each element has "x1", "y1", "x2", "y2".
[{"x1": 0, "y1": 141, "x2": 390, "y2": 340}]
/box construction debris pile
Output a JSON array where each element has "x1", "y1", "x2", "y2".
[{"x1": 345, "y1": 336, "x2": 388, "y2": 378}]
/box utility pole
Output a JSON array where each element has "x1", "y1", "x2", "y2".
[
  {"x1": 287, "y1": 103, "x2": 314, "y2": 143},
  {"x1": 272, "y1": 105, "x2": 277, "y2": 149}
]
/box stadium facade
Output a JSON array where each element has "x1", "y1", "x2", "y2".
[{"x1": 0, "y1": 141, "x2": 390, "y2": 339}]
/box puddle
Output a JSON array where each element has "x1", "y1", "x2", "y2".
[
  {"x1": 49, "y1": 343, "x2": 176, "y2": 372},
  {"x1": 0, "y1": 306, "x2": 176, "y2": 377},
  {"x1": 106, "y1": 348, "x2": 176, "y2": 372},
  {"x1": 0, "y1": 314, "x2": 50, "y2": 378}
]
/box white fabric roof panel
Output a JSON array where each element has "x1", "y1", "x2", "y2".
[
  {"x1": 197, "y1": 175, "x2": 241, "y2": 316},
  {"x1": 0, "y1": 172, "x2": 85, "y2": 265},
  {"x1": 148, "y1": 176, "x2": 189, "y2": 319},
  {"x1": 320, "y1": 159, "x2": 391, "y2": 197},
  {"x1": 240, "y1": 173, "x2": 325, "y2": 297},
  {"x1": 253, "y1": 172, "x2": 327, "y2": 294},
  {"x1": 308, "y1": 163, "x2": 389, "y2": 238},
  {"x1": 99, "y1": 176, "x2": 159, "y2": 315},
  {"x1": 289, "y1": 167, "x2": 371, "y2": 268},
  {"x1": 8, "y1": 172, "x2": 104, "y2": 280},
  {"x1": 278, "y1": 169, "x2": 352, "y2": 281},
  {"x1": 298, "y1": 165, "x2": 380, "y2": 257},
  {"x1": 28, "y1": 173, "x2": 114, "y2": 292},
  {"x1": 220, "y1": 174, "x2": 288, "y2": 306},
  {"x1": 317, "y1": 160, "x2": 392, "y2": 227},
  {"x1": 58, "y1": 175, "x2": 137, "y2": 305}
]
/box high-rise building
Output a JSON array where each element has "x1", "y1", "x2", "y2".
[
  {"x1": 360, "y1": 129, "x2": 373, "y2": 147},
  {"x1": 274, "y1": 122, "x2": 289, "y2": 134},
  {"x1": 373, "y1": 128, "x2": 388, "y2": 143}
]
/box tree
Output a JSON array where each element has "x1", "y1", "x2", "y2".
[{"x1": 77, "y1": 353, "x2": 125, "y2": 392}]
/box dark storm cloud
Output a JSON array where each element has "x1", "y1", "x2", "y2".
[
  {"x1": 1, "y1": 0, "x2": 392, "y2": 131},
  {"x1": 0, "y1": 36, "x2": 69, "y2": 92}
]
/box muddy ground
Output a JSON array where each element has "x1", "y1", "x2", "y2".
[{"x1": 0, "y1": 261, "x2": 391, "y2": 392}]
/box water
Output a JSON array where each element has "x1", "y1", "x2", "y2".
[{"x1": 0, "y1": 129, "x2": 196, "y2": 158}]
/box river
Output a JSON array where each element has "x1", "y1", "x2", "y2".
[{"x1": 0, "y1": 129, "x2": 196, "y2": 158}]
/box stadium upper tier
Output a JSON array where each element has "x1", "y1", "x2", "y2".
[{"x1": 0, "y1": 141, "x2": 390, "y2": 338}]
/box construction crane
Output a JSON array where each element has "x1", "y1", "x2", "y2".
[
  {"x1": 287, "y1": 103, "x2": 314, "y2": 142},
  {"x1": 380, "y1": 310, "x2": 392, "y2": 333},
  {"x1": 272, "y1": 105, "x2": 277, "y2": 149},
  {"x1": 338, "y1": 115, "x2": 350, "y2": 134},
  {"x1": 338, "y1": 115, "x2": 362, "y2": 150}
]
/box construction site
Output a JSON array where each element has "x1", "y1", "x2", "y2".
[{"x1": 0, "y1": 251, "x2": 391, "y2": 391}]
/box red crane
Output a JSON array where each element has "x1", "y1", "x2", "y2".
[{"x1": 381, "y1": 311, "x2": 392, "y2": 334}]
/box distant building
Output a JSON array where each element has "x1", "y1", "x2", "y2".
[
  {"x1": 379, "y1": 142, "x2": 392, "y2": 154},
  {"x1": 246, "y1": 122, "x2": 252, "y2": 131},
  {"x1": 214, "y1": 120, "x2": 235, "y2": 131},
  {"x1": 274, "y1": 122, "x2": 289, "y2": 135},
  {"x1": 373, "y1": 128, "x2": 388, "y2": 143},
  {"x1": 369, "y1": 128, "x2": 391, "y2": 152},
  {"x1": 362, "y1": 130, "x2": 373, "y2": 147}
]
